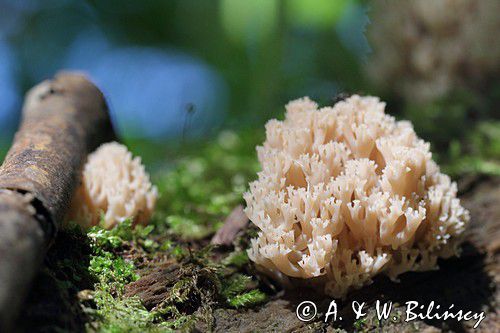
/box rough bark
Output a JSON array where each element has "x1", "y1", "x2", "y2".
[
  {"x1": 124, "y1": 263, "x2": 183, "y2": 310},
  {"x1": 0, "y1": 72, "x2": 114, "y2": 330}
]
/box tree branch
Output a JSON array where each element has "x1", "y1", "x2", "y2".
[{"x1": 0, "y1": 72, "x2": 115, "y2": 330}]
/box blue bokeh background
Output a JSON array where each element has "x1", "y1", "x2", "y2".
[{"x1": 0, "y1": 0, "x2": 370, "y2": 144}]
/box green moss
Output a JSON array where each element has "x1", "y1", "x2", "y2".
[
  {"x1": 221, "y1": 274, "x2": 267, "y2": 308},
  {"x1": 84, "y1": 223, "x2": 267, "y2": 331},
  {"x1": 353, "y1": 318, "x2": 367, "y2": 331},
  {"x1": 221, "y1": 274, "x2": 252, "y2": 298},
  {"x1": 165, "y1": 215, "x2": 218, "y2": 240},
  {"x1": 88, "y1": 219, "x2": 155, "y2": 251},
  {"x1": 222, "y1": 250, "x2": 250, "y2": 268},
  {"x1": 85, "y1": 222, "x2": 201, "y2": 332},
  {"x1": 89, "y1": 252, "x2": 138, "y2": 284},
  {"x1": 152, "y1": 130, "x2": 260, "y2": 240},
  {"x1": 227, "y1": 290, "x2": 267, "y2": 308},
  {"x1": 85, "y1": 220, "x2": 145, "y2": 331}
]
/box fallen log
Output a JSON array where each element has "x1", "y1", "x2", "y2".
[{"x1": 0, "y1": 72, "x2": 115, "y2": 330}]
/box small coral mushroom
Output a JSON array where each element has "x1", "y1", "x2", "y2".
[
  {"x1": 68, "y1": 142, "x2": 158, "y2": 229},
  {"x1": 244, "y1": 95, "x2": 469, "y2": 297}
]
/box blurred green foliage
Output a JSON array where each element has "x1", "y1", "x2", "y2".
[
  {"x1": 287, "y1": 0, "x2": 349, "y2": 28},
  {"x1": 220, "y1": 0, "x2": 279, "y2": 44},
  {"x1": 402, "y1": 88, "x2": 499, "y2": 177},
  {"x1": 1, "y1": 0, "x2": 498, "y2": 178},
  {"x1": 403, "y1": 91, "x2": 478, "y2": 150},
  {"x1": 444, "y1": 121, "x2": 500, "y2": 177},
  {"x1": 4, "y1": 0, "x2": 366, "y2": 132}
]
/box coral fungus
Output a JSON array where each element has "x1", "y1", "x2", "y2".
[
  {"x1": 68, "y1": 142, "x2": 157, "y2": 229},
  {"x1": 244, "y1": 95, "x2": 469, "y2": 297},
  {"x1": 367, "y1": 0, "x2": 500, "y2": 103}
]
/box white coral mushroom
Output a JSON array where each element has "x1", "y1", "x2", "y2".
[
  {"x1": 367, "y1": 0, "x2": 500, "y2": 103},
  {"x1": 245, "y1": 95, "x2": 469, "y2": 297},
  {"x1": 68, "y1": 142, "x2": 158, "y2": 229}
]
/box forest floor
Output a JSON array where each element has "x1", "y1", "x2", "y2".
[{"x1": 14, "y1": 133, "x2": 499, "y2": 333}]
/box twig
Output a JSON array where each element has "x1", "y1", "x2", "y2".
[
  {"x1": 211, "y1": 205, "x2": 249, "y2": 246},
  {"x1": 0, "y1": 72, "x2": 115, "y2": 330}
]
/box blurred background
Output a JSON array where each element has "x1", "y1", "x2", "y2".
[{"x1": 0, "y1": 0, "x2": 498, "y2": 176}]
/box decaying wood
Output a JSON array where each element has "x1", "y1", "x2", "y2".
[
  {"x1": 0, "y1": 72, "x2": 114, "y2": 330},
  {"x1": 124, "y1": 262, "x2": 219, "y2": 313},
  {"x1": 211, "y1": 205, "x2": 249, "y2": 246},
  {"x1": 124, "y1": 263, "x2": 183, "y2": 310}
]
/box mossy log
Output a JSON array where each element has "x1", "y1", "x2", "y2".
[{"x1": 0, "y1": 72, "x2": 114, "y2": 330}]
